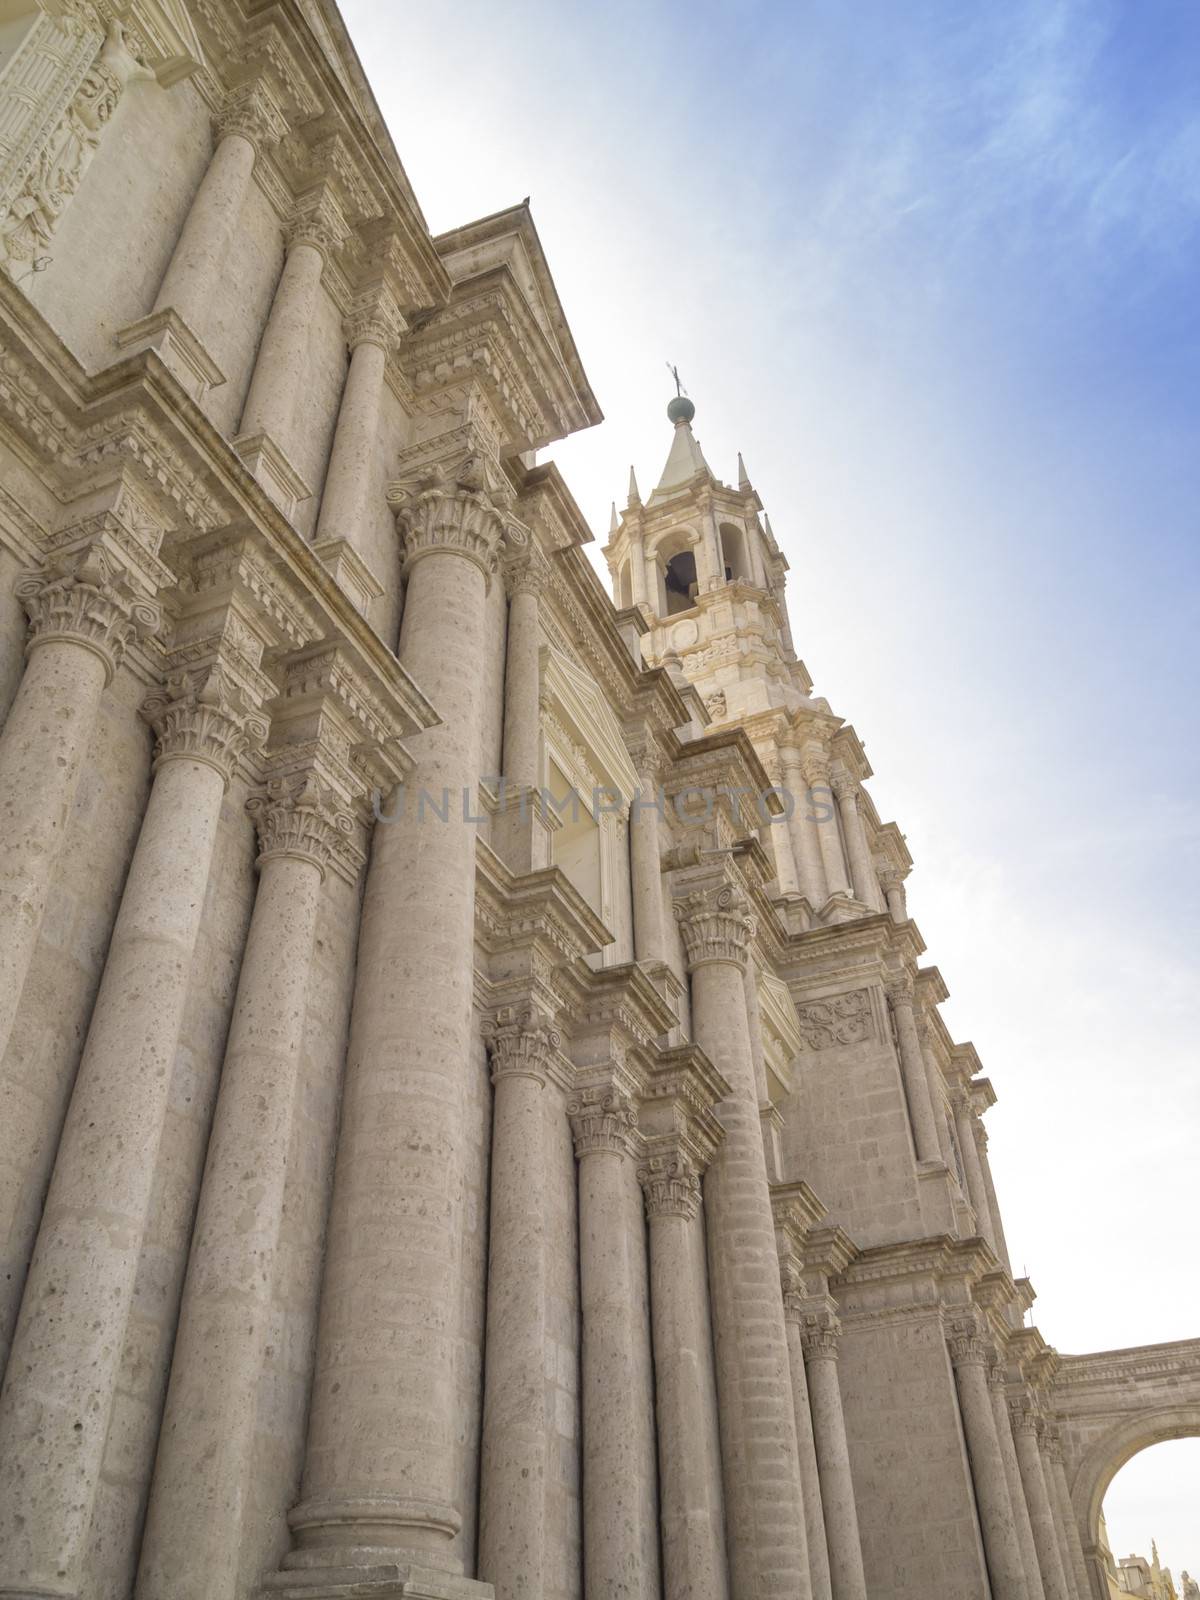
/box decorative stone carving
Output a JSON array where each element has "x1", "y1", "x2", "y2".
[
  {"x1": 567, "y1": 1084, "x2": 639, "y2": 1160},
  {"x1": 389, "y1": 456, "x2": 509, "y2": 590},
  {"x1": 17, "y1": 549, "x2": 161, "y2": 682},
  {"x1": 794, "y1": 988, "x2": 873, "y2": 1051},
  {"x1": 637, "y1": 1148, "x2": 702, "y2": 1221},
  {"x1": 703, "y1": 688, "x2": 726, "y2": 719},
  {"x1": 800, "y1": 746, "x2": 830, "y2": 787},
  {"x1": 344, "y1": 282, "x2": 405, "y2": 354},
  {"x1": 246, "y1": 772, "x2": 353, "y2": 879},
  {"x1": 800, "y1": 1309, "x2": 843, "y2": 1363},
  {"x1": 884, "y1": 971, "x2": 916, "y2": 1010},
  {"x1": 830, "y1": 770, "x2": 859, "y2": 804},
  {"x1": 674, "y1": 881, "x2": 754, "y2": 970},
  {"x1": 0, "y1": 22, "x2": 143, "y2": 281},
  {"x1": 500, "y1": 541, "x2": 549, "y2": 601},
  {"x1": 1008, "y1": 1394, "x2": 1041, "y2": 1437},
  {"x1": 142, "y1": 667, "x2": 267, "y2": 786},
  {"x1": 286, "y1": 183, "x2": 349, "y2": 262},
  {"x1": 946, "y1": 1312, "x2": 992, "y2": 1370},
  {"x1": 484, "y1": 1004, "x2": 561, "y2": 1087},
  {"x1": 212, "y1": 77, "x2": 288, "y2": 152}
]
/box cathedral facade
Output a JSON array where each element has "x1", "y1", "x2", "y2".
[{"x1": 0, "y1": 3, "x2": 1196, "y2": 1600}]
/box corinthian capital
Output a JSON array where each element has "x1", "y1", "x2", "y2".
[
  {"x1": 800, "y1": 1308, "x2": 842, "y2": 1363},
  {"x1": 637, "y1": 1147, "x2": 702, "y2": 1221},
  {"x1": 17, "y1": 549, "x2": 161, "y2": 684},
  {"x1": 344, "y1": 282, "x2": 405, "y2": 354},
  {"x1": 799, "y1": 744, "x2": 830, "y2": 787},
  {"x1": 946, "y1": 1311, "x2": 993, "y2": 1370},
  {"x1": 674, "y1": 881, "x2": 754, "y2": 971},
  {"x1": 567, "y1": 1084, "x2": 639, "y2": 1161},
  {"x1": 484, "y1": 1004, "x2": 561, "y2": 1088},
  {"x1": 883, "y1": 971, "x2": 915, "y2": 1011},
  {"x1": 287, "y1": 183, "x2": 349, "y2": 262},
  {"x1": 1007, "y1": 1392, "x2": 1040, "y2": 1436},
  {"x1": 213, "y1": 78, "x2": 287, "y2": 152},
  {"x1": 388, "y1": 455, "x2": 509, "y2": 591},
  {"x1": 830, "y1": 769, "x2": 859, "y2": 804},
  {"x1": 142, "y1": 667, "x2": 267, "y2": 787},
  {"x1": 246, "y1": 772, "x2": 353, "y2": 879}
]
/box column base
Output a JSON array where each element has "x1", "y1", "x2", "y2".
[
  {"x1": 115, "y1": 307, "x2": 226, "y2": 403},
  {"x1": 262, "y1": 1566, "x2": 493, "y2": 1600}
]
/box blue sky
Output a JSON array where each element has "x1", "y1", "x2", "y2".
[{"x1": 343, "y1": 0, "x2": 1200, "y2": 1571}]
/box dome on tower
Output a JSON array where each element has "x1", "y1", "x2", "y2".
[{"x1": 667, "y1": 394, "x2": 695, "y2": 424}]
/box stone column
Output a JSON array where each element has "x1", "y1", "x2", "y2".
[
  {"x1": 879, "y1": 866, "x2": 907, "y2": 923},
  {"x1": 0, "y1": 550, "x2": 157, "y2": 1065},
  {"x1": 762, "y1": 754, "x2": 800, "y2": 897},
  {"x1": 476, "y1": 1005, "x2": 559, "y2": 1600},
  {"x1": 917, "y1": 1021, "x2": 957, "y2": 1174},
  {"x1": 801, "y1": 747, "x2": 851, "y2": 899},
  {"x1": 802, "y1": 1311, "x2": 868, "y2": 1600},
  {"x1": 947, "y1": 1318, "x2": 1030, "y2": 1600},
  {"x1": 237, "y1": 187, "x2": 346, "y2": 461},
  {"x1": 952, "y1": 1088, "x2": 997, "y2": 1247},
  {"x1": 151, "y1": 81, "x2": 285, "y2": 335},
  {"x1": 135, "y1": 774, "x2": 354, "y2": 1600},
  {"x1": 782, "y1": 1282, "x2": 833, "y2": 1600},
  {"x1": 885, "y1": 975, "x2": 942, "y2": 1164},
  {"x1": 1010, "y1": 1399, "x2": 1073, "y2": 1600},
  {"x1": 0, "y1": 666, "x2": 260, "y2": 1598},
  {"x1": 781, "y1": 740, "x2": 828, "y2": 911},
  {"x1": 990, "y1": 1367, "x2": 1047, "y2": 1600},
  {"x1": 500, "y1": 548, "x2": 544, "y2": 789},
  {"x1": 569, "y1": 1086, "x2": 660, "y2": 1600},
  {"x1": 629, "y1": 532, "x2": 648, "y2": 609},
  {"x1": 282, "y1": 460, "x2": 505, "y2": 1583},
  {"x1": 629, "y1": 744, "x2": 666, "y2": 965},
  {"x1": 313, "y1": 286, "x2": 403, "y2": 566},
  {"x1": 830, "y1": 772, "x2": 879, "y2": 909},
  {"x1": 639, "y1": 1146, "x2": 729, "y2": 1600},
  {"x1": 1040, "y1": 1425, "x2": 1081, "y2": 1600},
  {"x1": 675, "y1": 878, "x2": 811, "y2": 1599},
  {"x1": 1045, "y1": 1426, "x2": 1091, "y2": 1600}
]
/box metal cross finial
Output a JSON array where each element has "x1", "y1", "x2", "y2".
[{"x1": 666, "y1": 361, "x2": 687, "y2": 398}]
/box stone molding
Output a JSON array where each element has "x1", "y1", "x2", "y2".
[
  {"x1": 484, "y1": 1003, "x2": 561, "y2": 1088},
  {"x1": 246, "y1": 771, "x2": 353, "y2": 880},
  {"x1": 637, "y1": 1146, "x2": 702, "y2": 1221},
  {"x1": 389, "y1": 456, "x2": 511, "y2": 591},
  {"x1": 673, "y1": 880, "x2": 754, "y2": 971},
  {"x1": 567, "y1": 1084, "x2": 639, "y2": 1161},
  {"x1": 17, "y1": 548, "x2": 161, "y2": 683},
  {"x1": 142, "y1": 666, "x2": 267, "y2": 787}
]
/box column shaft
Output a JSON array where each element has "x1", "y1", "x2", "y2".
[
  {"x1": 951, "y1": 1351, "x2": 1029, "y2": 1600},
  {"x1": 630, "y1": 780, "x2": 667, "y2": 965},
  {"x1": 477, "y1": 1012, "x2": 555, "y2": 1600},
  {"x1": 803, "y1": 753, "x2": 851, "y2": 899},
  {"x1": 0, "y1": 716, "x2": 238, "y2": 1595},
  {"x1": 785, "y1": 1317, "x2": 834, "y2": 1600},
  {"x1": 136, "y1": 785, "x2": 339, "y2": 1600},
  {"x1": 832, "y1": 780, "x2": 879, "y2": 909},
  {"x1": 782, "y1": 746, "x2": 828, "y2": 911},
  {"x1": 678, "y1": 883, "x2": 810, "y2": 1599},
  {"x1": 1012, "y1": 1413, "x2": 1072, "y2": 1600},
  {"x1": 630, "y1": 536, "x2": 648, "y2": 609},
  {"x1": 992, "y1": 1381, "x2": 1047, "y2": 1600},
  {"x1": 642, "y1": 1173, "x2": 728, "y2": 1600},
  {"x1": 888, "y1": 983, "x2": 942, "y2": 1164},
  {"x1": 239, "y1": 240, "x2": 325, "y2": 446},
  {"x1": 153, "y1": 131, "x2": 257, "y2": 329},
  {"x1": 287, "y1": 482, "x2": 501, "y2": 1575},
  {"x1": 1049, "y1": 1450, "x2": 1092, "y2": 1600},
  {"x1": 806, "y1": 1344, "x2": 868, "y2": 1600},
  {"x1": 571, "y1": 1095, "x2": 660, "y2": 1600},
  {"x1": 1041, "y1": 1436, "x2": 1081, "y2": 1600},
  {"x1": 314, "y1": 337, "x2": 387, "y2": 558},
  {"x1": 954, "y1": 1095, "x2": 997, "y2": 1247},
  {"x1": 501, "y1": 580, "x2": 541, "y2": 789}
]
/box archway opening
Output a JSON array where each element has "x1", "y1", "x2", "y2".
[
  {"x1": 720, "y1": 521, "x2": 753, "y2": 584},
  {"x1": 1097, "y1": 1438, "x2": 1200, "y2": 1597},
  {"x1": 663, "y1": 549, "x2": 697, "y2": 614}
]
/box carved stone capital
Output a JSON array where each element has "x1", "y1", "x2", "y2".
[
  {"x1": 344, "y1": 283, "x2": 404, "y2": 354},
  {"x1": 1042, "y1": 1425, "x2": 1064, "y2": 1463},
  {"x1": 388, "y1": 456, "x2": 509, "y2": 591},
  {"x1": 142, "y1": 667, "x2": 267, "y2": 788},
  {"x1": 1007, "y1": 1394, "x2": 1040, "y2": 1437},
  {"x1": 673, "y1": 881, "x2": 754, "y2": 971},
  {"x1": 501, "y1": 541, "x2": 549, "y2": 601},
  {"x1": 883, "y1": 971, "x2": 915, "y2": 1012},
  {"x1": 286, "y1": 184, "x2": 349, "y2": 262},
  {"x1": 213, "y1": 78, "x2": 287, "y2": 152},
  {"x1": 637, "y1": 1148, "x2": 701, "y2": 1221},
  {"x1": 17, "y1": 549, "x2": 161, "y2": 683},
  {"x1": 484, "y1": 1004, "x2": 561, "y2": 1088},
  {"x1": 947, "y1": 1312, "x2": 993, "y2": 1370},
  {"x1": 567, "y1": 1085, "x2": 639, "y2": 1161},
  {"x1": 246, "y1": 772, "x2": 353, "y2": 880},
  {"x1": 799, "y1": 746, "x2": 830, "y2": 787},
  {"x1": 800, "y1": 1310, "x2": 842, "y2": 1362},
  {"x1": 830, "y1": 770, "x2": 859, "y2": 804}
]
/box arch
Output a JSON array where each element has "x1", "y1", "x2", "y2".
[
  {"x1": 663, "y1": 549, "x2": 697, "y2": 614},
  {"x1": 719, "y1": 521, "x2": 754, "y2": 584},
  {"x1": 1072, "y1": 1404, "x2": 1200, "y2": 1536}
]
